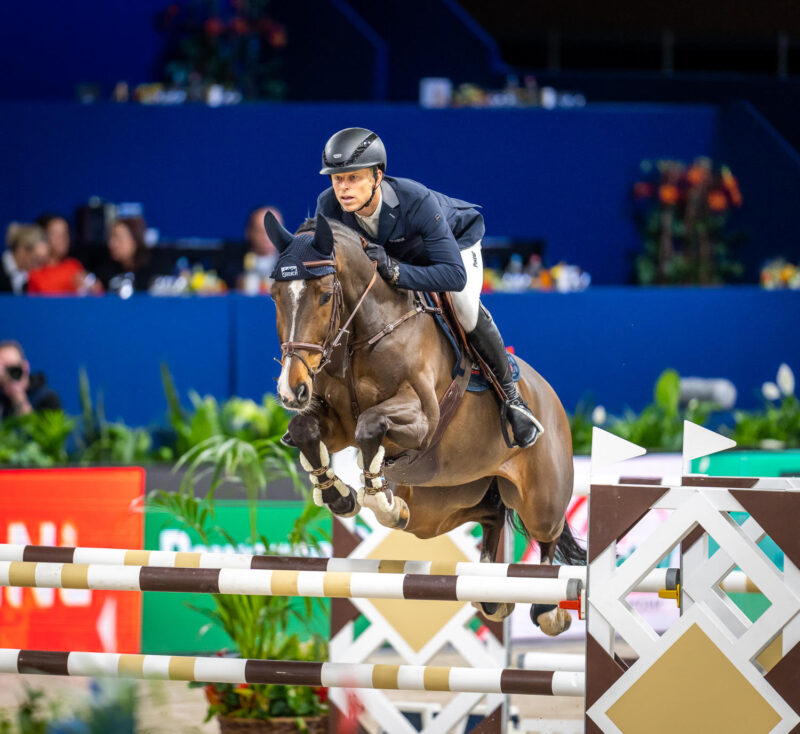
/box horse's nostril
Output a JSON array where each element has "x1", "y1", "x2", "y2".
[{"x1": 295, "y1": 383, "x2": 309, "y2": 402}]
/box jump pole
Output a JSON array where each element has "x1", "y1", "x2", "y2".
[
  {"x1": 0, "y1": 543, "x2": 683, "y2": 592},
  {"x1": 0, "y1": 561, "x2": 581, "y2": 606},
  {"x1": 0, "y1": 649, "x2": 585, "y2": 697}
]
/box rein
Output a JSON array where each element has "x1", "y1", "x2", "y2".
[{"x1": 277, "y1": 237, "x2": 441, "y2": 419}]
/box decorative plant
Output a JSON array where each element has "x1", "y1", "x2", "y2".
[
  {"x1": 0, "y1": 411, "x2": 73, "y2": 467},
  {"x1": 570, "y1": 369, "x2": 719, "y2": 452},
  {"x1": 150, "y1": 425, "x2": 329, "y2": 729},
  {"x1": 75, "y1": 368, "x2": 157, "y2": 465},
  {"x1": 156, "y1": 0, "x2": 287, "y2": 100},
  {"x1": 732, "y1": 364, "x2": 800, "y2": 448},
  {"x1": 632, "y1": 158, "x2": 744, "y2": 285}
]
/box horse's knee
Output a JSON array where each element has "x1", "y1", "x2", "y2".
[
  {"x1": 289, "y1": 414, "x2": 320, "y2": 445},
  {"x1": 355, "y1": 412, "x2": 389, "y2": 447}
]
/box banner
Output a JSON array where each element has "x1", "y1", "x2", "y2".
[{"x1": 0, "y1": 468, "x2": 144, "y2": 653}]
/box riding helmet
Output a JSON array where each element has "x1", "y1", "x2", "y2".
[{"x1": 320, "y1": 128, "x2": 387, "y2": 175}]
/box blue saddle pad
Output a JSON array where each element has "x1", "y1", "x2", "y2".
[
  {"x1": 467, "y1": 351, "x2": 521, "y2": 392},
  {"x1": 421, "y1": 294, "x2": 520, "y2": 390}
]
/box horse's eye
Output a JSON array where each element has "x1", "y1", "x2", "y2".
[{"x1": 319, "y1": 292, "x2": 332, "y2": 306}]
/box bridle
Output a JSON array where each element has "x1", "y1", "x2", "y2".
[
  {"x1": 276, "y1": 237, "x2": 441, "y2": 418},
  {"x1": 276, "y1": 250, "x2": 379, "y2": 379}
]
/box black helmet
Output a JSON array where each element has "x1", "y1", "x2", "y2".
[{"x1": 320, "y1": 127, "x2": 386, "y2": 175}]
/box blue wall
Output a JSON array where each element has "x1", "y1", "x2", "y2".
[
  {"x1": 0, "y1": 1, "x2": 165, "y2": 100},
  {"x1": 0, "y1": 101, "x2": 718, "y2": 284},
  {"x1": 1, "y1": 289, "x2": 796, "y2": 426}
]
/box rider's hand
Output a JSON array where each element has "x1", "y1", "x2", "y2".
[{"x1": 365, "y1": 243, "x2": 400, "y2": 286}]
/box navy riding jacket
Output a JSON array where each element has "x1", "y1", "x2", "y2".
[{"x1": 315, "y1": 175, "x2": 484, "y2": 293}]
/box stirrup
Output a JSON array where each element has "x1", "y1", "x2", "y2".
[{"x1": 501, "y1": 400, "x2": 544, "y2": 449}]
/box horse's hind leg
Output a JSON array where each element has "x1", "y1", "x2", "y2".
[
  {"x1": 288, "y1": 413, "x2": 361, "y2": 517},
  {"x1": 530, "y1": 538, "x2": 574, "y2": 637},
  {"x1": 471, "y1": 478, "x2": 516, "y2": 623}
]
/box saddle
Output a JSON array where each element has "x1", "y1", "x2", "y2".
[{"x1": 381, "y1": 292, "x2": 517, "y2": 485}]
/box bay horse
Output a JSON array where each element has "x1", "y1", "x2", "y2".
[{"x1": 268, "y1": 213, "x2": 583, "y2": 634}]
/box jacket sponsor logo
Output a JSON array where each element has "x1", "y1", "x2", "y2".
[
  {"x1": 389, "y1": 237, "x2": 406, "y2": 243},
  {"x1": 281, "y1": 265, "x2": 298, "y2": 278}
]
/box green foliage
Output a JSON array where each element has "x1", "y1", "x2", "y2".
[
  {"x1": 0, "y1": 411, "x2": 73, "y2": 467},
  {"x1": 149, "y1": 489, "x2": 329, "y2": 722},
  {"x1": 569, "y1": 369, "x2": 719, "y2": 452},
  {"x1": 0, "y1": 685, "x2": 52, "y2": 734},
  {"x1": 75, "y1": 368, "x2": 153, "y2": 465},
  {"x1": 732, "y1": 366, "x2": 800, "y2": 448},
  {"x1": 568, "y1": 399, "x2": 596, "y2": 455}
]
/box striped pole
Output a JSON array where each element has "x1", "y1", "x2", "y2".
[
  {"x1": 0, "y1": 561, "x2": 581, "y2": 605},
  {"x1": 517, "y1": 652, "x2": 585, "y2": 673},
  {"x1": 0, "y1": 544, "x2": 680, "y2": 592},
  {"x1": 0, "y1": 649, "x2": 585, "y2": 697}
]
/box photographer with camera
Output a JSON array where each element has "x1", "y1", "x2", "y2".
[{"x1": 0, "y1": 340, "x2": 61, "y2": 419}]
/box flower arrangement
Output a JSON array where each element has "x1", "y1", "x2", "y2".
[
  {"x1": 632, "y1": 158, "x2": 744, "y2": 285},
  {"x1": 760, "y1": 258, "x2": 800, "y2": 290},
  {"x1": 155, "y1": 0, "x2": 287, "y2": 101},
  {"x1": 732, "y1": 364, "x2": 800, "y2": 448}
]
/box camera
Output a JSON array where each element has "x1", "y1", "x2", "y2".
[{"x1": 5, "y1": 365, "x2": 23, "y2": 381}]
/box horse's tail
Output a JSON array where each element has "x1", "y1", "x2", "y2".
[
  {"x1": 554, "y1": 521, "x2": 587, "y2": 566},
  {"x1": 505, "y1": 508, "x2": 587, "y2": 566}
]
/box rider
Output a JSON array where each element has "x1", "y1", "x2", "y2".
[{"x1": 314, "y1": 127, "x2": 543, "y2": 448}]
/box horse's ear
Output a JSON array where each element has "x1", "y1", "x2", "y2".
[
  {"x1": 263, "y1": 210, "x2": 294, "y2": 253},
  {"x1": 314, "y1": 215, "x2": 335, "y2": 256}
]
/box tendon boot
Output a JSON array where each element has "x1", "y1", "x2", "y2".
[{"x1": 467, "y1": 305, "x2": 544, "y2": 448}]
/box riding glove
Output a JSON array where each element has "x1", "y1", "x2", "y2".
[{"x1": 365, "y1": 243, "x2": 401, "y2": 286}]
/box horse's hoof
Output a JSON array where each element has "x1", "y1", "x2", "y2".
[
  {"x1": 473, "y1": 601, "x2": 515, "y2": 622},
  {"x1": 327, "y1": 490, "x2": 361, "y2": 518},
  {"x1": 531, "y1": 603, "x2": 572, "y2": 637}
]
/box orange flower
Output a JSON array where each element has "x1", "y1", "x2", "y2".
[
  {"x1": 205, "y1": 685, "x2": 220, "y2": 705},
  {"x1": 686, "y1": 164, "x2": 709, "y2": 186},
  {"x1": 707, "y1": 189, "x2": 728, "y2": 212},
  {"x1": 658, "y1": 184, "x2": 680, "y2": 205}
]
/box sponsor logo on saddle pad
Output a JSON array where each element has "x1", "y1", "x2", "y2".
[{"x1": 280, "y1": 265, "x2": 299, "y2": 278}]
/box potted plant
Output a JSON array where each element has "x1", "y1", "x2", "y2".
[{"x1": 150, "y1": 387, "x2": 331, "y2": 732}]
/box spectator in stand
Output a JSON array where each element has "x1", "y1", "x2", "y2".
[
  {"x1": 1, "y1": 224, "x2": 50, "y2": 294},
  {"x1": 0, "y1": 340, "x2": 61, "y2": 419},
  {"x1": 27, "y1": 213, "x2": 100, "y2": 294},
  {"x1": 96, "y1": 217, "x2": 153, "y2": 293},
  {"x1": 229, "y1": 206, "x2": 282, "y2": 293}
]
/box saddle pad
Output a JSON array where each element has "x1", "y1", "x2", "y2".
[
  {"x1": 422, "y1": 292, "x2": 463, "y2": 379},
  {"x1": 467, "y1": 351, "x2": 521, "y2": 392}
]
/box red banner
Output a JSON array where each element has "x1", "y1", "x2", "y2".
[{"x1": 0, "y1": 467, "x2": 144, "y2": 653}]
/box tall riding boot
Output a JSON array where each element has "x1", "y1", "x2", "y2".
[{"x1": 467, "y1": 305, "x2": 544, "y2": 448}]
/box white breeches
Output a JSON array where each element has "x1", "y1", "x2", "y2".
[{"x1": 451, "y1": 241, "x2": 483, "y2": 333}]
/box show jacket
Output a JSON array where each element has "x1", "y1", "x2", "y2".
[{"x1": 315, "y1": 175, "x2": 484, "y2": 293}]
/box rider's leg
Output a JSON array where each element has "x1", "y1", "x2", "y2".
[{"x1": 451, "y1": 242, "x2": 543, "y2": 448}]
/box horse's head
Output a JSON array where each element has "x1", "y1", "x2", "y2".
[{"x1": 267, "y1": 212, "x2": 340, "y2": 411}]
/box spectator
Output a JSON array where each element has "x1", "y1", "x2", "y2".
[
  {"x1": 230, "y1": 206, "x2": 282, "y2": 293},
  {"x1": 0, "y1": 340, "x2": 61, "y2": 419},
  {"x1": 28, "y1": 214, "x2": 99, "y2": 294},
  {"x1": 96, "y1": 217, "x2": 154, "y2": 293},
  {"x1": 1, "y1": 224, "x2": 49, "y2": 294}
]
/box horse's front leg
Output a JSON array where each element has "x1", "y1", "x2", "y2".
[
  {"x1": 354, "y1": 386, "x2": 429, "y2": 530},
  {"x1": 288, "y1": 412, "x2": 361, "y2": 518}
]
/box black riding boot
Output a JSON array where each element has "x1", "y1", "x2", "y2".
[{"x1": 468, "y1": 305, "x2": 544, "y2": 448}]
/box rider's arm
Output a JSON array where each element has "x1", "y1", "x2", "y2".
[{"x1": 395, "y1": 192, "x2": 467, "y2": 293}]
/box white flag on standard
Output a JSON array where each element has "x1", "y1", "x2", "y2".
[
  {"x1": 682, "y1": 420, "x2": 737, "y2": 465},
  {"x1": 590, "y1": 427, "x2": 647, "y2": 473}
]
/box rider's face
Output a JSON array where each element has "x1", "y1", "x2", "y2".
[{"x1": 331, "y1": 168, "x2": 379, "y2": 212}]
